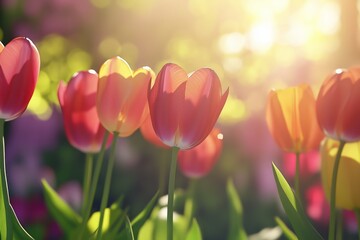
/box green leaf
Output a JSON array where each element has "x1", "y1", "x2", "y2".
[
  {"x1": 10, "y1": 205, "x2": 34, "y2": 240},
  {"x1": 275, "y1": 216, "x2": 298, "y2": 240},
  {"x1": 272, "y1": 163, "x2": 323, "y2": 240},
  {"x1": 185, "y1": 219, "x2": 202, "y2": 240},
  {"x1": 42, "y1": 179, "x2": 81, "y2": 235},
  {"x1": 226, "y1": 179, "x2": 247, "y2": 240},
  {"x1": 118, "y1": 191, "x2": 159, "y2": 239}
]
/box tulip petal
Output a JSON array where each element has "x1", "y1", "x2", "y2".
[
  {"x1": 179, "y1": 69, "x2": 225, "y2": 148},
  {"x1": 148, "y1": 63, "x2": 188, "y2": 146},
  {"x1": 266, "y1": 90, "x2": 294, "y2": 152},
  {"x1": 115, "y1": 68, "x2": 151, "y2": 137},
  {"x1": 298, "y1": 85, "x2": 324, "y2": 151},
  {"x1": 97, "y1": 58, "x2": 133, "y2": 132},
  {"x1": 317, "y1": 69, "x2": 353, "y2": 140},
  {"x1": 59, "y1": 70, "x2": 110, "y2": 153},
  {"x1": 0, "y1": 38, "x2": 40, "y2": 120},
  {"x1": 321, "y1": 139, "x2": 360, "y2": 210}
]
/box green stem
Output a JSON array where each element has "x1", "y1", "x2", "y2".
[
  {"x1": 167, "y1": 147, "x2": 179, "y2": 240},
  {"x1": 294, "y1": 152, "x2": 301, "y2": 201},
  {"x1": 0, "y1": 119, "x2": 12, "y2": 240},
  {"x1": 355, "y1": 209, "x2": 360, "y2": 240},
  {"x1": 96, "y1": 133, "x2": 118, "y2": 240},
  {"x1": 78, "y1": 131, "x2": 110, "y2": 239},
  {"x1": 329, "y1": 140, "x2": 346, "y2": 240},
  {"x1": 81, "y1": 154, "x2": 93, "y2": 217},
  {"x1": 336, "y1": 211, "x2": 343, "y2": 240}
]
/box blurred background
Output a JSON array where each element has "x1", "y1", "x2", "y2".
[{"x1": 0, "y1": 0, "x2": 359, "y2": 239}]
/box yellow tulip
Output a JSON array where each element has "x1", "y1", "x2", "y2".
[{"x1": 321, "y1": 138, "x2": 360, "y2": 210}]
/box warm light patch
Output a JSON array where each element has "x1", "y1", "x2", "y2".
[
  {"x1": 219, "y1": 95, "x2": 246, "y2": 124},
  {"x1": 218, "y1": 32, "x2": 245, "y2": 55},
  {"x1": 99, "y1": 37, "x2": 122, "y2": 58}
]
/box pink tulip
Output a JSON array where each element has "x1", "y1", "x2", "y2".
[
  {"x1": 58, "y1": 70, "x2": 112, "y2": 153},
  {"x1": 148, "y1": 63, "x2": 228, "y2": 150},
  {"x1": 178, "y1": 128, "x2": 223, "y2": 178},
  {"x1": 0, "y1": 37, "x2": 40, "y2": 121}
]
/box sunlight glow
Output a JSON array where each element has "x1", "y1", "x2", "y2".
[
  {"x1": 247, "y1": 21, "x2": 276, "y2": 53},
  {"x1": 218, "y1": 32, "x2": 245, "y2": 55}
]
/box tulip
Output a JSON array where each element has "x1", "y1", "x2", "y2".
[
  {"x1": 316, "y1": 67, "x2": 360, "y2": 142},
  {"x1": 148, "y1": 63, "x2": 228, "y2": 240},
  {"x1": 178, "y1": 128, "x2": 223, "y2": 178},
  {"x1": 0, "y1": 37, "x2": 40, "y2": 121},
  {"x1": 266, "y1": 84, "x2": 324, "y2": 153},
  {"x1": 140, "y1": 114, "x2": 169, "y2": 149},
  {"x1": 148, "y1": 63, "x2": 228, "y2": 150},
  {"x1": 96, "y1": 56, "x2": 152, "y2": 136},
  {"x1": 58, "y1": 70, "x2": 112, "y2": 153},
  {"x1": 321, "y1": 138, "x2": 360, "y2": 210}
]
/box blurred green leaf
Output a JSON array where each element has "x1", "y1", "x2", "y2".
[
  {"x1": 185, "y1": 219, "x2": 202, "y2": 240},
  {"x1": 137, "y1": 220, "x2": 154, "y2": 240},
  {"x1": 11, "y1": 205, "x2": 34, "y2": 240},
  {"x1": 42, "y1": 179, "x2": 81, "y2": 235},
  {"x1": 272, "y1": 163, "x2": 323, "y2": 240},
  {"x1": 275, "y1": 216, "x2": 298, "y2": 240},
  {"x1": 87, "y1": 206, "x2": 128, "y2": 240},
  {"x1": 227, "y1": 179, "x2": 247, "y2": 240},
  {"x1": 118, "y1": 191, "x2": 159, "y2": 239},
  {"x1": 124, "y1": 215, "x2": 135, "y2": 240}
]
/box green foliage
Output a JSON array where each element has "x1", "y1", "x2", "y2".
[
  {"x1": 272, "y1": 163, "x2": 323, "y2": 240},
  {"x1": 42, "y1": 180, "x2": 81, "y2": 236},
  {"x1": 227, "y1": 179, "x2": 247, "y2": 240},
  {"x1": 185, "y1": 219, "x2": 202, "y2": 240},
  {"x1": 118, "y1": 191, "x2": 159, "y2": 239},
  {"x1": 275, "y1": 217, "x2": 298, "y2": 240}
]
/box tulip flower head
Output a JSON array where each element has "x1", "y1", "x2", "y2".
[
  {"x1": 321, "y1": 138, "x2": 360, "y2": 210},
  {"x1": 58, "y1": 70, "x2": 112, "y2": 153},
  {"x1": 96, "y1": 57, "x2": 153, "y2": 136},
  {"x1": 178, "y1": 128, "x2": 223, "y2": 178},
  {"x1": 148, "y1": 63, "x2": 228, "y2": 150},
  {"x1": 317, "y1": 67, "x2": 360, "y2": 142},
  {"x1": 266, "y1": 84, "x2": 324, "y2": 153},
  {"x1": 0, "y1": 37, "x2": 40, "y2": 121}
]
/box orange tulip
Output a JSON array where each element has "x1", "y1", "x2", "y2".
[
  {"x1": 178, "y1": 128, "x2": 223, "y2": 178},
  {"x1": 317, "y1": 67, "x2": 360, "y2": 142},
  {"x1": 321, "y1": 138, "x2": 360, "y2": 210},
  {"x1": 58, "y1": 70, "x2": 113, "y2": 153},
  {"x1": 148, "y1": 63, "x2": 228, "y2": 150},
  {"x1": 96, "y1": 57, "x2": 152, "y2": 136},
  {"x1": 266, "y1": 84, "x2": 324, "y2": 153},
  {"x1": 0, "y1": 37, "x2": 40, "y2": 121}
]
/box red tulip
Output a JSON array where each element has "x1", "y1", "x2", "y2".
[
  {"x1": 148, "y1": 63, "x2": 228, "y2": 150},
  {"x1": 266, "y1": 84, "x2": 324, "y2": 153},
  {"x1": 96, "y1": 57, "x2": 152, "y2": 136},
  {"x1": 0, "y1": 37, "x2": 40, "y2": 121},
  {"x1": 178, "y1": 128, "x2": 223, "y2": 178},
  {"x1": 317, "y1": 67, "x2": 360, "y2": 142},
  {"x1": 58, "y1": 70, "x2": 112, "y2": 153}
]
